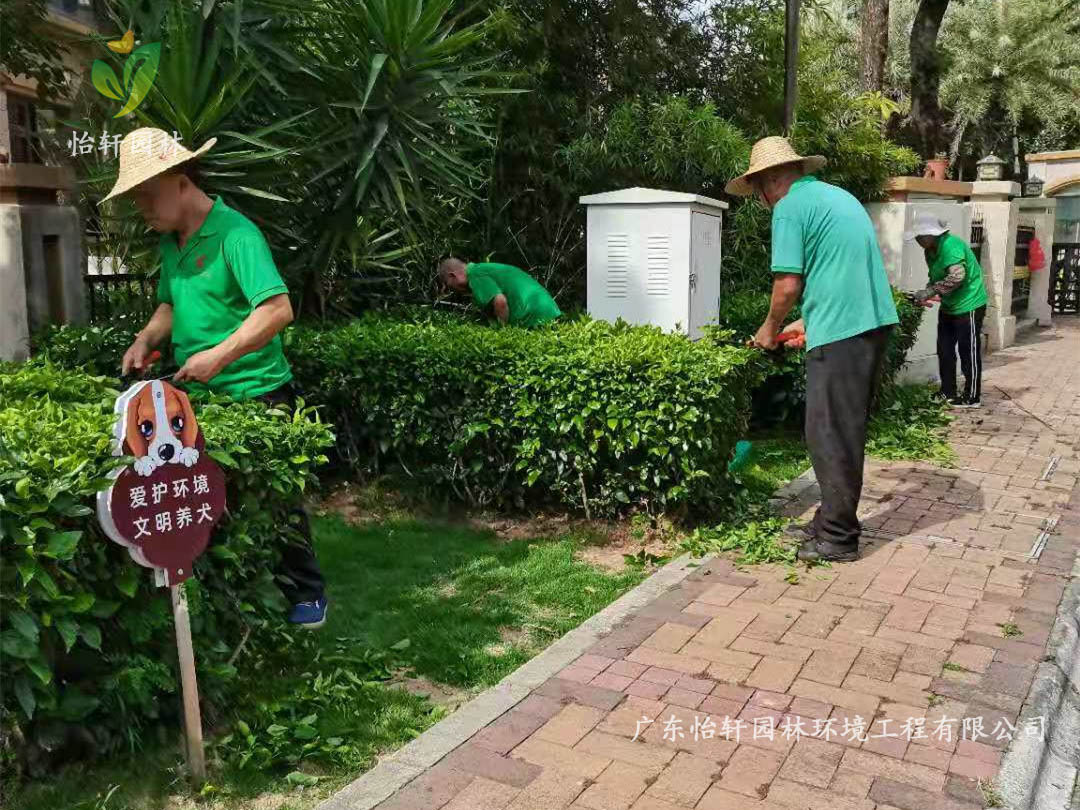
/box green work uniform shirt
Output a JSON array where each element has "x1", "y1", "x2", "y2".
[
  {"x1": 157, "y1": 197, "x2": 293, "y2": 399},
  {"x1": 771, "y1": 176, "x2": 898, "y2": 351},
  {"x1": 926, "y1": 233, "x2": 988, "y2": 315},
  {"x1": 466, "y1": 262, "x2": 562, "y2": 328}
]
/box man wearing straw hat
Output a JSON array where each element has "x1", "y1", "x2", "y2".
[
  {"x1": 108, "y1": 127, "x2": 328, "y2": 628},
  {"x1": 905, "y1": 214, "x2": 988, "y2": 408},
  {"x1": 727, "y1": 136, "x2": 899, "y2": 563}
]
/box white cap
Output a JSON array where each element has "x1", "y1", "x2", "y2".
[{"x1": 904, "y1": 215, "x2": 950, "y2": 241}]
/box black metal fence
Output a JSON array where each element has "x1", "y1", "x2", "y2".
[
  {"x1": 84, "y1": 272, "x2": 157, "y2": 323},
  {"x1": 84, "y1": 218, "x2": 157, "y2": 324},
  {"x1": 1051, "y1": 243, "x2": 1080, "y2": 314},
  {"x1": 1012, "y1": 226, "x2": 1035, "y2": 317},
  {"x1": 970, "y1": 218, "x2": 985, "y2": 264}
]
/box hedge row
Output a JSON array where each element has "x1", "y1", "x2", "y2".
[
  {"x1": 0, "y1": 362, "x2": 334, "y2": 766},
  {"x1": 289, "y1": 317, "x2": 764, "y2": 514},
  {"x1": 33, "y1": 294, "x2": 922, "y2": 512}
]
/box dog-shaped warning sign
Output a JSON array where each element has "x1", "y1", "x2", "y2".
[{"x1": 97, "y1": 380, "x2": 226, "y2": 585}]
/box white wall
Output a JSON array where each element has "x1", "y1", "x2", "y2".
[{"x1": 867, "y1": 200, "x2": 970, "y2": 383}]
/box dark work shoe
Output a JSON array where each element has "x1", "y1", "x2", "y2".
[
  {"x1": 955, "y1": 399, "x2": 982, "y2": 409},
  {"x1": 947, "y1": 396, "x2": 967, "y2": 408},
  {"x1": 796, "y1": 539, "x2": 859, "y2": 563}
]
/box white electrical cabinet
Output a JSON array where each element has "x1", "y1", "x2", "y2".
[{"x1": 580, "y1": 188, "x2": 728, "y2": 339}]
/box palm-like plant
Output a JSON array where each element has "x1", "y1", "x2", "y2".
[
  {"x1": 77, "y1": 0, "x2": 513, "y2": 314},
  {"x1": 938, "y1": 0, "x2": 1080, "y2": 163}
]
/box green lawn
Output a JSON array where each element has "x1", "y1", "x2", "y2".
[{"x1": 8, "y1": 516, "x2": 643, "y2": 810}]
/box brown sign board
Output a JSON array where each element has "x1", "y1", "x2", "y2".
[{"x1": 97, "y1": 380, "x2": 225, "y2": 585}]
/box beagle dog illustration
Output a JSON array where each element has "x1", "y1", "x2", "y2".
[{"x1": 125, "y1": 380, "x2": 200, "y2": 477}]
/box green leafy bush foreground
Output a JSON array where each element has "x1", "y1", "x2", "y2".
[
  {"x1": 0, "y1": 362, "x2": 333, "y2": 770},
  {"x1": 289, "y1": 317, "x2": 764, "y2": 515}
]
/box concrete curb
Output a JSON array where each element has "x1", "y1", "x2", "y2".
[
  {"x1": 316, "y1": 553, "x2": 707, "y2": 810},
  {"x1": 996, "y1": 554, "x2": 1080, "y2": 810}
]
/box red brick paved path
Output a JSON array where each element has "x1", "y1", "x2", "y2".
[{"x1": 375, "y1": 319, "x2": 1080, "y2": 810}]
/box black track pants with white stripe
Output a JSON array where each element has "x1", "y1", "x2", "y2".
[{"x1": 937, "y1": 305, "x2": 986, "y2": 402}]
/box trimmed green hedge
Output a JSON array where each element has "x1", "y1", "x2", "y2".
[
  {"x1": 0, "y1": 362, "x2": 333, "y2": 765},
  {"x1": 716, "y1": 287, "x2": 925, "y2": 425},
  {"x1": 289, "y1": 317, "x2": 764, "y2": 515}
]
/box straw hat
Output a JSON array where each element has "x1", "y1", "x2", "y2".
[
  {"x1": 904, "y1": 214, "x2": 950, "y2": 241},
  {"x1": 725, "y1": 136, "x2": 826, "y2": 197},
  {"x1": 101, "y1": 127, "x2": 216, "y2": 202}
]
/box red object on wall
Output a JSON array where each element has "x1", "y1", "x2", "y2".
[{"x1": 1028, "y1": 237, "x2": 1046, "y2": 272}]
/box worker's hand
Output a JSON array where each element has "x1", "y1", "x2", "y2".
[
  {"x1": 785, "y1": 319, "x2": 805, "y2": 336},
  {"x1": 912, "y1": 289, "x2": 934, "y2": 304},
  {"x1": 121, "y1": 338, "x2": 154, "y2": 376},
  {"x1": 751, "y1": 322, "x2": 780, "y2": 351},
  {"x1": 173, "y1": 348, "x2": 227, "y2": 384}
]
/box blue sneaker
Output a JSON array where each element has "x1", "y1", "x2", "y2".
[{"x1": 288, "y1": 597, "x2": 328, "y2": 629}]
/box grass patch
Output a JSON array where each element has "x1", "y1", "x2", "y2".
[
  {"x1": 312, "y1": 515, "x2": 643, "y2": 687},
  {"x1": 942, "y1": 661, "x2": 969, "y2": 672},
  {"x1": 7, "y1": 516, "x2": 642, "y2": 810},
  {"x1": 867, "y1": 384, "x2": 954, "y2": 464},
  {"x1": 999, "y1": 622, "x2": 1023, "y2": 638},
  {"x1": 979, "y1": 778, "x2": 1005, "y2": 807}
]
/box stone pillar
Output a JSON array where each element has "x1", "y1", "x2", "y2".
[
  {"x1": 1015, "y1": 197, "x2": 1057, "y2": 326},
  {"x1": 0, "y1": 164, "x2": 85, "y2": 362},
  {"x1": 866, "y1": 177, "x2": 972, "y2": 383},
  {"x1": 967, "y1": 182, "x2": 1020, "y2": 350},
  {"x1": 0, "y1": 205, "x2": 30, "y2": 361}
]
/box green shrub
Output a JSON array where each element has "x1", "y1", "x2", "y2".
[
  {"x1": 288, "y1": 316, "x2": 764, "y2": 515},
  {"x1": 32, "y1": 321, "x2": 139, "y2": 378},
  {"x1": 0, "y1": 362, "x2": 333, "y2": 768}
]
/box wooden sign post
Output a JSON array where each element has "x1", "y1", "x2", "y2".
[
  {"x1": 96, "y1": 379, "x2": 226, "y2": 783},
  {"x1": 171, "y1": 585, "x2": 207, "y2": 781}
]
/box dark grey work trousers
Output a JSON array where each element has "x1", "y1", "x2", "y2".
[{"x1": 805, "y1": 326, "x2": 892, "y2": 550}]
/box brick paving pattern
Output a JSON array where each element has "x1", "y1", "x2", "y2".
[{"x1": 373, "y1": 319, "x2": 1080, "y2": 810}]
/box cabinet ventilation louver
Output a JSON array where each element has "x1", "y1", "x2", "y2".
[{"x1": 646, "y1": 235, "x2": 671, "y2": 297}]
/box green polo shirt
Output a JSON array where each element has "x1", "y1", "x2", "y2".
[
  {"x1": 466, "y1": 262, "x2": 562, "y2": 327},
  {"x1": 771, "y1": 176, "x2": 898, "y2": 351},
  {"x1": 926, "y1": 233, "x2": 988, "y2": 315},
  {"x1": 157, "y1": 197, "x2": 293, "y2": 399}
]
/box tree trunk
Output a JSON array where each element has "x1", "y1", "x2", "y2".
[
  {"x1": 859, "y1": 0, "x2": 890, "y2": 91},
  {"x1": 909, "y1": 0, "x2": 951, "y2": 158}
]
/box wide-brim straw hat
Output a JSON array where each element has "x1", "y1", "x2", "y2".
[
  {"x1": 101, "y1": 127, "x2": 216, "y2": 202},
  {"x1": 725, "y1": 136, "x2": 827, "y2": 197},
  {"x1": 904, "y1": 214, "x2": 950, "y2": 241}
]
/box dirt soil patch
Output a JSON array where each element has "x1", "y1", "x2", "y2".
[{"x1": 319, "y1": 484, "x2": 678, "y2": 573}]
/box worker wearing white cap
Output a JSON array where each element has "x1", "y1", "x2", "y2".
[{"x1": 906, "y1": 215, "x2": 988, "y2": 408}]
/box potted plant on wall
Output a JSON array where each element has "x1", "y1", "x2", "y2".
[{"x1": 923, "y1": 153, "x2": 949, "y2": 181}]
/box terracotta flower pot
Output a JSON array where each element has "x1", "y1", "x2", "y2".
[{"x1": 923, "y1": 156, "x2": 949, "y2": 181}]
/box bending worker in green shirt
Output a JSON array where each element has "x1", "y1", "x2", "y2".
[
  {"x1": 107, "y1": 127, "x2": 327, "y2": 628},
  {"x1": 438, "y1": 258, "x2": 562, "y2": 327},
  {"x1": 728, "y1": 137, "x2": 899, "y2": 564},
  {"x1": 907, "y1": 215, "x2": 989, "y2": 408}
]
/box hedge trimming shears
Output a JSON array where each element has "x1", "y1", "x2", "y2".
[
  {"x1": 775, "y1": 330, "x2": 806, "y2": 350},
  {"x1": 119, "y1": 350, "x2": 174, "y2": 386}
]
